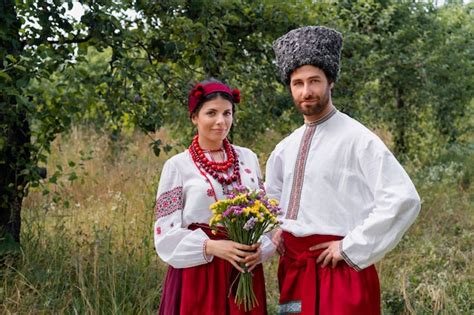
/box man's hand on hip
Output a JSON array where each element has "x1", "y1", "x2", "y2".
[{"x1": 310, "y1": 240, "x2": 343, "y2": 268}]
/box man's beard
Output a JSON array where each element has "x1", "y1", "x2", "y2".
[{"x1": 293, "y1": 90, "x2": 330, "y2": 117}]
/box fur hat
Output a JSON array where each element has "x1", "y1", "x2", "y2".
[{"x1": 273, "y1": 26, "x2": 343, "y2": 84}]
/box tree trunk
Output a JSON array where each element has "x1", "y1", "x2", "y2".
[
  {"x1": 0, "y1": 0, "x2": 30, "y2": 257},
  {"x1": 394, "y1": 87, "x2": 408, "y2": 158}
]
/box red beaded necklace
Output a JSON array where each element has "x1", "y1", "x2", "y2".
[{"x1": 189, "y1": 135, "x2": 241, "y2": 186}]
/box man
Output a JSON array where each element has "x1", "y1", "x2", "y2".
[{"x1": 265, "y1": 26, "x2": 421, "y2": 314}]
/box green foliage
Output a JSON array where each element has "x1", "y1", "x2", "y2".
[
  {"x1": 11, "y1": 0, "x2": 312, "y2": 157},
  {"x1": 425, "y1": 4, "x2": 474, "y2": 143},
  {"x1": 4, "y1": 1, "x2": 472, "y2": 192},
  {"x1": 298, "y1": 1, "x2": 473, "y2": 161}
]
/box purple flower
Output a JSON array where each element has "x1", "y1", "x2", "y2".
[
  {"x1": 222, "y1": 207, "x2": 233, "y2": 217},
  {"x1": 234, "y1": 185, "x2": 249, "y2": 194},
  {"x1": 243, "y1": 217, "x2": 257, "y2": 231},
  {"x1": 228, "y1": 205, "x2": 243, "y2": 216},
  {"x1": 268, "y1": 205, "x2": 282, "y2": 216}
]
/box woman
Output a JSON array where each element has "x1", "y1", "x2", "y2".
[{"x1": 154, "y1": 79, "x2": 274, "y2": 314}]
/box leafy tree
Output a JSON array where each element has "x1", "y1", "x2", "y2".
[
  {"x1": 0, "y1": 0, "x2": 307, "y2": 254},
  {"x1": 425, "y1": 3, "x2": 473, "y2": 144}
]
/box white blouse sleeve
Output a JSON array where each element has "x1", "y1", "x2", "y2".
[
  {"x1": 264, "y1": 149, "x2": 284, "y2": 204},
  {"x1": 341, "y1": 138, "x2": 421, "y2": 270},
  {"x1": 250, "y1": 151, "x2": 276, "y2": 262},
  {"x1": 153, "y1": 159, "x2": 212, "y2": 269}
]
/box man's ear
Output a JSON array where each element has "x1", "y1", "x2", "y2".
[{"x1": 329, "y1": 82, "x2": 334, "y2": 90}]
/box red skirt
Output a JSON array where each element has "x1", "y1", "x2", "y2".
[
  {"x1": 159, "y1": 224, "x2": 267, "y2": 315},
  {"x1": 278, "y1": 232, "x2": 380, "y2": 315}
]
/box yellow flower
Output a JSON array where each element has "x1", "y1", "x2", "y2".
[
  {"x1": 249, "y1": 207, "x2": 258, "y2": 215},
  {"x1": 243, "y1": 207, "x2": 250, "y2": 216},
  {"x1": 269, "y1": 199, "x2": 279, "y2": 207},
  {"x1": 232, "y1": 195, "x2": 248, "y2": 204}
]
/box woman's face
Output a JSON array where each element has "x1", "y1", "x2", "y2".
[{"x1": 191, "y1": 96, "x2": 233, "y2": 148}]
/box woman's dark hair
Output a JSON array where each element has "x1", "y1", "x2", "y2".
[{"x1": 190, "y1": 78, "x2": 236, "y2": 117}]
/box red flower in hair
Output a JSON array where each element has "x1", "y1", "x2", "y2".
[
  {"x1": 193, "y1": 84, "x2": 205, "y2": 99},
  {"x1": 194, "y1": 90, "x2": 203, "y2": 98},
  {"x1": 195, "y1": 84, "x2": 204, "y2": 91},
  {"x1": 232, "y1": 88, "x2": 241, "y2": 103}
]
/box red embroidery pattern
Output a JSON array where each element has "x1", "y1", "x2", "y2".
[
  {"x1": 156, "y1": 226, "x2": 161, "y2": 235},
  {"x1": 286, "y1": 125, "x2": 316, "y2": 220},
  {"x1": 244, "y1": 168, "x2": 252, "y2": 174},
  {"x1": 286, "y1": 109, "x2": 337, "y2": 220},
  {"x1": 155, "y1": 186, "x2": 183, "y2": 219}
]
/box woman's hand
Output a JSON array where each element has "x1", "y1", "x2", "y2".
[
  {"x1": 243, "y1": 243, "x2": 262, "y2": 272},
  {"x1": 205, "y1": 240, "x2": 259, "y2": 273}
]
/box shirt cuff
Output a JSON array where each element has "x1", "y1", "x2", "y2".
[
  {"x1": 340, "y1": 238, "x2": 362, "y2": 272},
  {"x1": 203, "y1": 239, "x2": 213, "y2": 263}
]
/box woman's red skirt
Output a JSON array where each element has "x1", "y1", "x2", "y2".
[{"x1": 158, "y1": 224, "x2": 267, "y2": 315}]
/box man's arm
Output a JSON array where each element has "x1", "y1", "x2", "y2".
[{"x1": 340, "y1": 138, "x2": 420, "y2": 270}]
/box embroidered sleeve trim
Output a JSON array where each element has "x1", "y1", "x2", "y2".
[
  {"x1": 155, "y1": 186, "x2": 183, "y2": 219},
  {"x1": 203, "y1": 239, "x2": 212, "y2": 263},
  {"x1": 339, "y1": 240, "x2": 362, "y2": 272}
]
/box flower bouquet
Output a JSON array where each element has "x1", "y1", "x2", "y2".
[{"x1": 209, "y1": 185, "x2": 282, "y2": 311}]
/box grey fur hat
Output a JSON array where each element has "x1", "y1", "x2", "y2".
[{"x1": 273, "y1": 26, "x2": 343, "y2": 85}]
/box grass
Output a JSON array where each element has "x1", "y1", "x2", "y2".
[{"x1": 1, "y1": 128, "x2": 472, "y2": 314}]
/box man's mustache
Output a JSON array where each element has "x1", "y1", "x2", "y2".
[{"x1": 301, "y1": 97, "x2": 320, "y2": 102}]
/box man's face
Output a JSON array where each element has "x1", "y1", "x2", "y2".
[{"x1": 289, "y1": 65, "x2": 334, "y2": 120}]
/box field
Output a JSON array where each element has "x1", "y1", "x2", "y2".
[{"x1": 1, "y1": 128, "x2": 472, "y2": 314}]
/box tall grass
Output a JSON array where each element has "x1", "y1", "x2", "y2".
[
  {"x1": 380, "y1": 147, "x2": 473, "y2": 315},
  {"x1": 1, "y1": 128, "x2": 166, "y2": 314},
  {"x1": 1, "y1": 128, "x2": 472, "y2": 314}
]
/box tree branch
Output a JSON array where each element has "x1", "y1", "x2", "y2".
[{"x1": 47, "y1": 33, "x2": 93, "y2": 45}]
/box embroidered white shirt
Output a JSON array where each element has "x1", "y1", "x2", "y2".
[
  {"x1": 265, "y1": 110, "x2": 420, "y2": 270},
  {"x1": 154, "y1": 146, "x2": 275, "y2": 268}
]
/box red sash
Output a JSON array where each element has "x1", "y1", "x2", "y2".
[
  {"x1": 278, "y1": 231, "x2": 380, "y2": 315},
  {"x1": 159, "y1": 223, "x2": 267, "y2": 315}
]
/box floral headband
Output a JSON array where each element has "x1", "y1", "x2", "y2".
[{"x1": 188, "y1": 82, "x2": 241, "y2": 114}]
